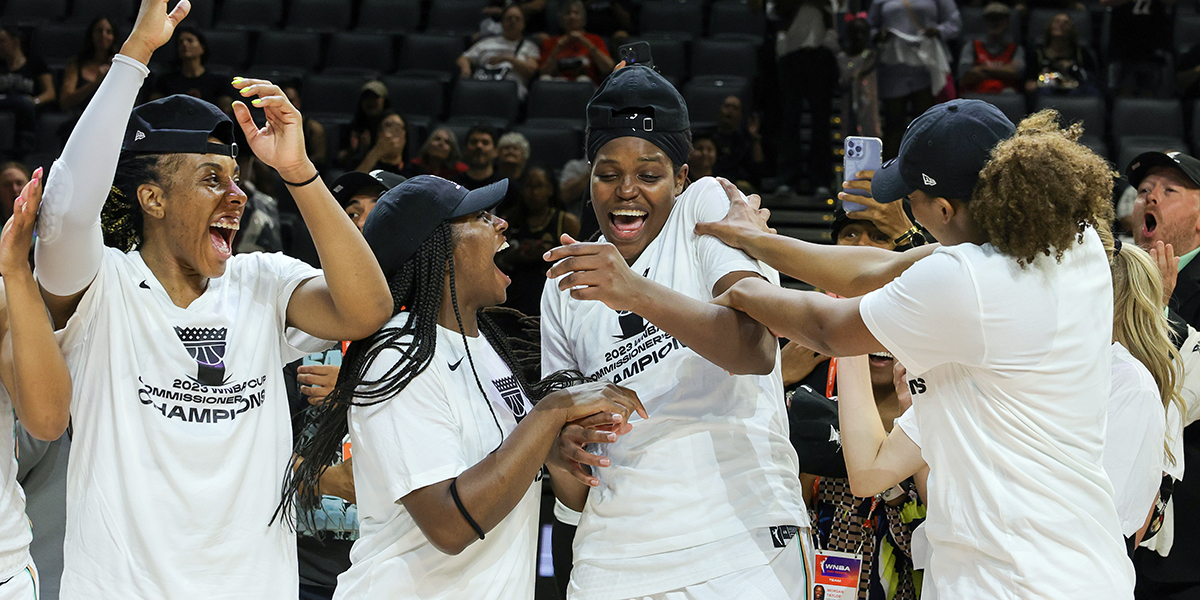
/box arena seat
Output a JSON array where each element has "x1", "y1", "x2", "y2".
[
  {"x1": 512, "y1": 125, "x2": 584, "y2": 172},
  {"x1": 323, "y1": 32, "x2": 395, "y2": 77},
  {"x1": 68, "y1": 0, "x2": 134, "y2": 24},
  {"x1": 381, "y1": 76, "x2": 448, "y2": 120},
  {"x1": 427, "y1": 1, "x2": 488, "y2": 37},
  {"x1": 683, "y1": 78, "x2": 751, "y2": 130},
  {"x1": 29, "y1": 23, "x2": 83, "y2": 71},
  {"x1": 1035, "y1": 95, "x2": 1106, "y2": 140},
  {"x1": 2, "y1": 0, "x2": 67, "y2": 26},
  {"x1": 708, "y1": 1, "x2": 766, "y2": 43},
  {"x1": 1113, "y1": 98, "x2": 1186, "y2": 157},
  {"x1": 690, "y1": 38, "x2": 757, "y2": 80},
  {"x1": 250, "y1": 31, "x2": 323, "y2": 80},
  {"x1": 284, "y1": 0, "x2": 352, "y2": 33},
  {"x1": 200, "y1": 29, "x2": 252, "y2": 71},
  {"x1": 448, "y1": 79, "x2": 521, "y2": 129},
  {"x1": 215, "y1": 0, "x2": 283, "y2": 31},
  {"x1": 641, "y1": 2, "x2": 705, "y2": 37},
  {"x1": 1176, "y1": 15, "x2": 1200, "y2": 55},
  {"x1": 396, "y1": 34, "x2": 468, "y2": 85},
  {"x1": 963, "y1": 92, "x2": 1027, "y2": 127},
  {"x1": 526, "y1": 80, "x2": 596, "y2": 122},
  {"x1": 301, "y1": 74, "x2": 370, "y2": 120},
  {"x1": 356, "y1": 0, "x2": 421, "y2": 34},
  {"x1": 625, "y1": 36, "x2": 689, "y2": 82}
]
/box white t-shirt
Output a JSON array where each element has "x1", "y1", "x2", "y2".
[
  {"x1": 463, "y1": 35, "x2": 540, "y2": 96},
  {"x1": 864, "y1": 228, "x2": 1135, "y2": 599},
  {"x1": 0, "y1": 383, "x2": 32, "y2": 580},
  {"x1": 541, "y1": 177, "x2": 806, "y2": 600},
  {"x1": 336, "y1": 316, "x2": 539, "y2": 600},
  {"x1": 1106, "y1": 342, "x2": 1167, "y2": 537},
  {"x1": 57, "y1": 247, "x2": 320, "y2": 600}
]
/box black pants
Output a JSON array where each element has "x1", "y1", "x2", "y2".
[
  {"x1": 881, "y1": 89, "x2": 934, "y2": 160},
  {"x1": 777, "y1": 47, "x2": 838, "y2": 191}
]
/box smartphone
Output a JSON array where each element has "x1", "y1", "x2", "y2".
[
  {"x1": 842, "y1": 136, "x2": 883, "y2": 212},
  {"x1": 617, "y1": 41, "x2": 655, "y2": 70}
]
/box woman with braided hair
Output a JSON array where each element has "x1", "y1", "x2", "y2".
[
  {"x1": 285, "y1": 175, "x2": 645, "y2": 600},
  {"x1": 29, "y1": 0, "x2": 392, "y2": 598}
]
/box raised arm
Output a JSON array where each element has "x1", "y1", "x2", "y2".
[
  {"x1": 229, "y1": 79, "x2": 391, "y2": 341},
  {"x1": 835, "y1": 355, "x2": 925, "y2": 496},
  {"x1": 35, "y1": 0, "x2": 190, "y2": 325},
  {"x1": 1, "y1": 172, "x2": 71, "y2": 441}
]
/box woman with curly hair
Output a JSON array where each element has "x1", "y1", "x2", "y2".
[{"x1": 697, "y1": 100, "x2": 1134, "y2": 597}]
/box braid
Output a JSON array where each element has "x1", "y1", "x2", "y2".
[
  {"x1": 278, "y1": 223, "x2": 453, "y2": 527},
  {"x1": 102, "y1": 152, "x2": 165, "y2": 252}
]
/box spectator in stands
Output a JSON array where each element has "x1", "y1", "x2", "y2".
[
  {"x1": 485, "y1": 0, "x2": 550, "y2": 36},
  {"x1": 0, "y1": 161, "x2": 29, "y2": 222},
  {"x1": 775, "y1": 0, "x2": 839, "y2": 193},
  {"x1": 583, "y1": 0, "x2": 633, "y2": 47},
  {"x1": 1177, "y1": 41, "x2": 1200, "y2": 102},
  {"x1": 558, "y1": 158, "x2": 590, "y2": 219},
  {"x1": 538, "y1": 0, "x2": 614, "y2": 85},
  {"x1": 456, "y1": 125, "x2": 504, "y2": 190},
  {"x1": 458, "y1": 5, "x2": 541, "y2": 100},
  {"x1": 709, "y1": 95, "x2": 767, "y2": 193},
  {"x1": 355, "y1": 112, "x2": 420, "y2": 178},
  {"x1": 688, "y1": 132, "x2": 718, "y2": 181},
  {"x1": 339, "y1": 80, "x2": 390, "y2": 170},
  {"x1": 1025, "y1": 13, "x2": 1100, "y2": 96},
  {"x1": 331, "y1": 169, "x2": 405, "y2": 234},
  {"x1": 411, "y1": 127, "x2": 469, "y2": 181},
  {"x1": 150, "y1": 27, "x2": 232, "y2": 111},
  {"x1": 839, "y1": 14, "x2": 883, "y2": 138},
  {"x1": 59, "y1": 17, "x2": 119, "y2": 114},
  {"x1": 497, "y1": 131, "x2": 530, "y2": 183},
  {"x1": 281, "y1": 81, "x2": 328, "y2": 172},
  {"x1": 498, "y1": 164, "x2": 580, "y2": 316},
  {"x1": 0, "y1": 25, "x2": 54, "y2": 155},
  {"x1": 869, "y1": 0, "x2": 961, "y2": 158},
  {"x1": 1104, "y1": 0, "x2": 1173, "y2": 97},
  {"x1": 958, "y1": 3, "x2": 1024, "y2": 95}
]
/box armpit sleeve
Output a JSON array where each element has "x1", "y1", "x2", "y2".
[{"x1": 35, "y1": 54, "x2": 150, "y2": 297}]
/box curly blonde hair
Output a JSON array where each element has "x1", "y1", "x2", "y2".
[{"x1": 971, "y1": 109, "x2": 1115, "y2": 267}]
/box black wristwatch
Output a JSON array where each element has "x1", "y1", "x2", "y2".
[{"x1": 893, "y1": 226, "x2": 927, "y2": 251}]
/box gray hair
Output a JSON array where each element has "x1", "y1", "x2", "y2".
[{"x1": 497, "y1": 132, "x2": 530, "y2": 158}]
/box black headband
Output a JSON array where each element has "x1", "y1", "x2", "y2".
[{"x1": 586, "y1": 113, "x2": 690, "y2": 169}]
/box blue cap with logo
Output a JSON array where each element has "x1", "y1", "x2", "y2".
[{"x1": 871, "y1": 99, "x2": 1016, "y2": 204}]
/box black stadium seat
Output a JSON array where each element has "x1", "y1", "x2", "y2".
[
  {"x1": 626, "y1": 36, "x2": 688, "y2": 82},
  {"x1": 963, "y1": 93, "x2": 1026, "y2": 127},
  {"x1": 381, "y1": 76, "x2": 448, "y2": 120},
  {"x1": 200, "y1": 30, "x2": 252, "y2": 71},
  {"x1": 1113, "y1": 98, "x2": 1186, "y2": 158},
  {"x1": 301, "y1": 74, "x2": 370, "y2": 120},
  {"x1": 1027, "y1": 9, "x2": 1091, "y2": 47},
  {"x1": 448, "y1": 79, "x2": 521, "y2": 128},
  {"x1": 1035, "y1": 95, "x2": 1105, "y2": 139},
  {"x1": 324, "y1": 33, "x2": 395, "y2": 77},
  {"x1": 285, "y1": 0, "x2": 352, "y2": 33},
  {"x1": 426, "y1": 0, "x2": 488, "y2": 37},
  {"x1": 356, "y1": 0, "x2": 421, "y2": 34},
  {"x1": 396, "y1": 34, "x2": 467, "y2": 84},
  {"x1": 512, "y1": 125, "x2": 584, "y2": 172},
  {"x1": 215, "y1": 0, "x2": 283, "y2": 31},
  {"x1": 2, "y1": 0, "x2": 68, "y2": 26},
  {"x1": 683, "y1": 78, "x2": 750, "y2": 130},
  {"x1": 31, "y1": 24, "x2": 85, "y2": 71},
  {"x1": 708, "y1": 1, "x2": 766, "y2": 43},
  {"x1": 690, "y1": 38, "x2": 757, "y2": 80},
  {"x1": 250, "y1": 31, "x2": 322, "y2": 80},
  {"x1": 525, "y1": 80, "x2": 596, "y2": 123},
  {"x1": 640, "y1": 2, "x2": 705, "y2": 37},
  {"x1": 68, "y1": 0, "x2": 134, "y2": 24}
]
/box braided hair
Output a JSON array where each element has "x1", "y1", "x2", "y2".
[
  {"x1": 280, "y1": 221, "x2": 586, "y2": 527},
  {"x1": 101, "y1": 151, "x2": 172, "y2": 252}
]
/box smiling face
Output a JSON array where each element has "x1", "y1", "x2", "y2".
[
  {"x1": 379, "y1": 114, "x2": 407, "y2": 153},
  {"x1": 92, "y1": 19, "x2": 114, "y2": 54},
  {"x1": 1132, "y1": 166, "x2": 1200, "y2": 255},
  {"x1": 449, "y1": 210, "x2": 511, "y2": 310},
  {"x1": 142, "y1": 149, "x2": 246, "y2": 279},
  {"x1": 427, "y1": 129, "x2": 455, "y2": 163},
  {"x1": 498, "y1": 141, "x2": 527, "y2": 171},
  {"x1": 591, "y1": 137, "x2": 687, "y2": 262},
  {"x1": 521, "y1": 167, "x2": 554, "y2": 212},
  {"x1": 688, "y1": 138, "x2": 717, "y2": 173}
]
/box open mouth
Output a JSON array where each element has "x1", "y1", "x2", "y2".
[
  {"x1": 209, "y1": 219, "x2": 239, "y2": 260},
  {"x1": 868, "y1": 351, "x2": 894, "y2": 367},
  {"x1": 494, "y1": 238, "x2": 511, "y2": 286},
  {"x1": 609, "y1": 209, "x2": 648, "y2": 241},
  {"x1": 1144, "y1": 213, "x2": 1158, "y2": 237}
]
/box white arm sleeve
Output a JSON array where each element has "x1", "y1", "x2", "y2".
[{"x1": 35, "y1": 54, "x2": 150, "y2": 296}]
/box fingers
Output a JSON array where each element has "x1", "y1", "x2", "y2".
[
  {"x1": 615, "y1": 386, "x2": 648, "y2": 420},
  {"x1": 855, "y1": 170, "x2": 876, "y2": 180},
  {"x1": 758, "y1": 208, "x2": 771, "y2": 223},
  {"x1": 715, "y1": 177, "x2": 748, "y2": 207},
  {"x1": 560, "y1": 233, "x2": 579, "y2": 245},
  {"x1": 167, "y1": 0, "x2": 191, "y2": 25},
  {"x1": 570, "y1": 411, "x2": 624, "y2": 429},
  {"x1": 544, "y1": 242, "x2": 609, "y2": 269},
  {"x1": 231, "y1": 100, "x2": 257, "y2": 137}
]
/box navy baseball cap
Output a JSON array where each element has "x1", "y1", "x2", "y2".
[
  {"x1": 872, "y1": 99, "x2": 1015, "y2": 203},
  {"x1": 329, "y1": 169, "x2": 406, "y2": 207},
  {"x1": 362, "y1": 175, "x2": 508, "y2": 273},
  {"x1": 1126, "y1": 151, "x2": 1200, "y2": 189},
  {"x1": 123, "y1": 94, "x2": 237, "y2": 157}
]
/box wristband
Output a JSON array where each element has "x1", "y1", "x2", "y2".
[
  {"x1": 281, "y1": 171, "x2": 320, "y2": 188},
  {"x1": 449, "y1": 478, "x2": 486, "y2": 540}
]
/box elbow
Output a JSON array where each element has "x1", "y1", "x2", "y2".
[
  {"x1": 425, "y1": 529, "x2": 475, "y2": 556},
  {"x1": 730, "y1": 351, "x2": 775, "y2": 376},
  {"x1": 21, "y1": 409, "x2": 70, "y2": 442},
  {"x1": 847, "y1": 476, "x2": 887, "y2": 499}
]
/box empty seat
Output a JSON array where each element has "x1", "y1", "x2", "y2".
[
  {"x1": 68, "y1": 0, "x2": 134, "y2": 23},
  {"x1": 2, "y1": 0, "x2": 67, "y2": 25},
  {"x1": 0, "y1": 112, "x2": 14, "y2": 153},
  {"x1": 526, "y1": 80, "x2": 595, "y2": 122},
  {"x1": 1027, "y1": 9, "x2": 1090, "y2": 47},
  {"x1": 641, "y1": 2, "x2": 705, "y2": 37},
  {"x1": 690, "y1": 39, "x2": 757, "y2": 80},
  {"x1": 625, "y1": 36, "x2": 688, "y2": 81},
  {"x1": 301, "y1": 74, "x2": 370, "y2": 119},
  {"x1": 1113, "y1": 98, "x2": 1184, "y2": 148},
  {"x1": 181, "y1": 0, "x2": 216, "y2": 28},
  {"x1": 216, "y1": 0, "x2": 283, "y2": 31},
  {"x1": 963, "y1": 92, "x2": 1027, "y2": 127},
  {"x1": 356, "y1": 0, "x2": 421, "y2": 33},
  {"x1": 449, "y1": 79, "x2": 521, "y2": 127},
  {"x1": 1035, "y1": 94, "x2": 1105, "y2": 138},
  {"x1": 1176, "y1": 15, "x2": 1200, "y2": 54},
  {"x1": 512, "y1": 125, "x2": 584, "y2": 172},
  {"x1": 708, "y1": 1, "x2": 766, "y2": 42},
  {"x1": 251, "y1": 31, "x2": 322, "y2": 79},
  {"x1": 200, "y1": 30, "x2": 252, "y2": 70},
  {"x1": 427, "y1": 0, "x2": 488, "y2": 36},
  {"x1": 285, "y1": 0, "x2": 352, "y2": 33},
  {"x1": 683, "y1": 79, "x2": 750, "y2": 129},
  {"x1": 396, "y1": 34, "x2": 468, "y2": 84},
  {"x1": 30, "y1": 24, "x2": 84, "y2": 71},
  {"x1": 324, "y1": 33, "x2": 394, "y2": 76},
  {"x1": 381, "y1": 76, "x2": 448, "y2": 119}
]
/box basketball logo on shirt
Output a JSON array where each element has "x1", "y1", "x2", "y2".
[
  {"x1": 491, "y1": 375, "x2": 528, "y2": 420},
  {"x1": 175, "y1": 326, "x2": 229, "y2": 386},
  {"x1": 615, "y1": 311, "x2": 647, "y2": 340}
]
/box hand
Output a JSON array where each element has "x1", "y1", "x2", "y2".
[
  {"x1": 747, "y1": 113, "x2": 761, "y2": 140},
  {"x1": 569, "y1": 31, "x2": 586, "y2": 42},
  {"x1": 544, "y1": 234, "x2": 650, "y2": 312},
  {"x1": 231, "y1": 78, "x2": 315, "y2": 182},
  {"x1": 1148, "y1": 240, "x2": 1178, "y2": 306},
  {"x1": 694, "y1": 177, "x2": 775, "y2": 252},
  {"x1": 539, "y1": 380, "x2": 647, "y2": 426},
  {"x1": 0, "y1": 167, "x2": 42, "y2": 278},
  {"x1": 487, "y1": 54, "x2": 513, "y2": 66},
  {"x1": 298, "y1": 364, "x2": 340, "y2": 405},
  {"x1": 893, "y1": 362, "x2": 912, "y2": 413},
  {"x1": 781, "y1": 341, "x2": 828, "y2": 387},
  {"x1": 839, "y1": 170, "x2": 915, "y2": 242},
  {"x1": 121, "y1": 0, "x2": 191, "y2": 65},
  {"x1": 549, "y1": 411, "x2": 635, "y2": 487}
]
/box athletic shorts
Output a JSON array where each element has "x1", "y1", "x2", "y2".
[
  {"x1": 623, "y1": 533, "x2": 813, "y2": 600},
  {"x1": 0, "y1": 563, "x2": 38, "y2": 600}
]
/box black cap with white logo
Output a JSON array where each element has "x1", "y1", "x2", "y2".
[
  {"x1": 872, "y1": 99, "x2": 1015, "y2": 204},
  {"x1": 123, "y1": 94, "x2": 237, "y2": 157},
  {"x1": 1126, "y1": 151, "x2": 1200, "y2": 189},
  {"x1": 329, "y1": 170, "x2": 407, "y2": 207}
]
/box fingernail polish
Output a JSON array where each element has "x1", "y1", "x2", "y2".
[
  {"x1": 231, "y1": 77, "x2": 242, "y2": 84},
  {"x1": 251, "y1": 98, "x2": 262, "y2": 106}
]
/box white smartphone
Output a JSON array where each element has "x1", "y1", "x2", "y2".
[{"x1": 843, "y1": 136, "x2": 883, "y2": 212}]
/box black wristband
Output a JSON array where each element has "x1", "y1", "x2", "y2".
[
  {"x1": 449, "y1": 479, "x2": 486, "y2": 540},
  {"x1": 281, "y1": 171, "x2": 320, "y2": 188}
]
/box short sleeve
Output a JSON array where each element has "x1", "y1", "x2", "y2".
[
  {"x1": 895, "y1": 407, "x2": 921, "y2": 448},
  {"x1": 540, "y1": 278, "x2": 576, "y2": 375},
  {"x1": 352, "y1": 359, "x2": 467, "y2": 503},
  {"x1": 518, "y1": 39, "x2": 541, "y2": 62},
  {"x1": 463, "y1": 40, "x2": 484, "y2": 62},
  {"x1": 688, "y1": 178, "x2": 766, "y2": 294},
  {"x1": 859, "y1": 249, "x2": 986, "y2": 375},
  {"x1": 244, "y1": 252, "x2": 321, "y2": 362},
  {"x1": 1106, "y1": 355, "x2": 1165, "y2": 536}
]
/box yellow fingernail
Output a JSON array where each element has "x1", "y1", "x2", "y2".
[
  {"x1": 231, "y1": 101, "x2": 238, "y2": 110},
  {"x1": 232, "y1": 77, "x2": 242, "y2": 84},
  {"x1": 251, "y1": 98, "x2": 262, "y2": 106}
]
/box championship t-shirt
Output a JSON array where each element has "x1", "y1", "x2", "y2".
[
  {"x1": 56, "y1": 247, "x2": 321, "y2": 600},
  {"x1": 541, "y1": 176, "x2": 806, "y2": 599},
  {"x1": 862, "y1": 227, "x2": 1135, "y2": 598},
  {"x1": 336, "y1": 316, "x2": 539, "y2": 600},
  {"x1": 0, "y1": 383, "x2": 32, "y2": 580}
]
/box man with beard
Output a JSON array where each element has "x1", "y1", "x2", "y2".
[{"x1": 455, "y1": 126, "x2": 505, "y2": 190}]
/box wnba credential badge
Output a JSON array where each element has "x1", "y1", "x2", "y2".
[{"x1": 175, "y1": 326, "x2": 229, "y2": 385}]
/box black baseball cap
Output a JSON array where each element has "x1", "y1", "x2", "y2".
[
  {"x1": 329, "y1": 169, "x2": 406, "y2": 207},
  {"x1": 362, "y1": 175, "x2": 508, "y2": 273},
  {"x1": 123, "y1": 94, "x2": 237, "y2": 157},
  {"x1": 872, "y1": 99, "x2": 1015, "y2": 204},
  {"x1": 587, "y1": 65, "x2": 689, "y2": 132},
  {"x1": 1126, "y1": 151, "x2": 1200, "y2": 189}
]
